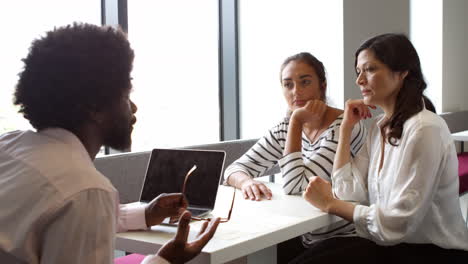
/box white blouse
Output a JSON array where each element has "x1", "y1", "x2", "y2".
[{"x1": 332, "y1": 109, "x2": 468, "y2": 250}]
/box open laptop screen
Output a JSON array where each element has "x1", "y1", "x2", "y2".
[{"x1": 140, "y1": 148, "x2": 226, "y2": 210}]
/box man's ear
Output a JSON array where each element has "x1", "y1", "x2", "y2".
[{"x1": 90, "y1": 109, "x2": 106, "y2": 124}]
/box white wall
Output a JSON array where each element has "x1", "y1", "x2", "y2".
[
  {"x1": 442, "y1": 0, "x2": 468, "y2": 112},
  {"x1": 410, "y1": 0, "x2": 468, "y2": 113},
  {"x1": 343, "y1": 0, "x2": 410, "y2": 105}
]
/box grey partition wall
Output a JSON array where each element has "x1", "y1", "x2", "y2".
[
  {"x1": 439, "y1": 111, "x2": 468, "y2": 133},
  {"x1": 94, "y1": 138, "x2": 281, "y2": 203},
  {"x1": 94, "y1": 151, "x2": 151, "y2": 203}
]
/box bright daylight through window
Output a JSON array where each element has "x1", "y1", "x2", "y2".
[{"x1": 128, "y1": 0, "x2": 220, "y2": 152}]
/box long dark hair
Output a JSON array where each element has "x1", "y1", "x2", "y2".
[{"x1": 355, "y1": 33, "x2": 435, "y2": 146}]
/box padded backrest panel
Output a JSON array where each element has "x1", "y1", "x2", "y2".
[
  {"x1": 439, "y1": 111, "x2": 468, "y2": 133},
  {"x1": 182, "y1": 138, "x2": 280, "y2": 176},
  {"x1": 94, "y1": 138, "x2": 280, "y2": 203},
  {"x1": 94, "y1": 151, "x2": 151, "y2": 203}
]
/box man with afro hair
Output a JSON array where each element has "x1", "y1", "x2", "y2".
[{"x1": 0, "y1": 23, "x2": 219, "y2": 264}]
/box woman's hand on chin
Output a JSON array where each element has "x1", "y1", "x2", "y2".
[
  {"x1": 342, "y1": 99, "x2": 375, "y2": 129},
  {"x1": 291, "y1": 100, "x2": 327, "y2": 128}
]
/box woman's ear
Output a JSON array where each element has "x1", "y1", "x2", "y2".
[
  {"x1": 399, "y1": 70, "x2": 409, "y2": 80},
  {"x1": 321, "y1": 81, "x2": 327, "y2": 101}
]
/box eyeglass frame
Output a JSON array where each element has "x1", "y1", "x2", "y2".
[{"x1": 181, "y1": 165, "x2": 236, "y2": 223}]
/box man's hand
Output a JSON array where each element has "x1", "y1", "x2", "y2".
[
  {"x1": 157, "y1": 211, "x2": 220, "y2": 264},
  {"x1": 239, "y1": 178, "x2": 272, "y2": 201},
  {"x1": 145, "y1": 193, "x2": 188, "y2": 227}
]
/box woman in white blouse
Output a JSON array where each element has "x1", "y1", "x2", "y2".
[{"x1": 297, "y1": 33, "x2": 468, "y2": 263}]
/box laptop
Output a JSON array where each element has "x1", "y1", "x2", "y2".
[{"x1": 139, "y1": 148, "x2": 226, "y2": 220}]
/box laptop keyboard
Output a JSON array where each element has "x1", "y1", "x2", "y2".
[{"x1": 188, "y1": 208, "x2": 209, "y2": 217}]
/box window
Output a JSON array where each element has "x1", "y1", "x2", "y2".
[
  {"x1": 127, "y1": 1, "x2": 220, "y2": 151},
  {"x1": 238, "y1": 0, "x2": 343, "y2": 138},
  {"x1": 410, "y1": 0, "x2": 442, "y2": 113},
  {"x1": 0, "y1": 0, "x2": 101, "y2": 134}
]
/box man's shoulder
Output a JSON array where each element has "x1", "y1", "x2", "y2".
[
  {"x1": 0, "y1": 129, "x2": 115, "y2": 199},
  {"x1": 3, "y1": 152, "x2": 114, "y2": 199},
  {"x1": 0, "y1": 143, "x2": 116, "y2": 232},
  {"x1": 0, "y1": 130, "x2": 33, "y2": 151},
  {"x1": 60, "y1": 163, "x2": 116, "y2": 197}
]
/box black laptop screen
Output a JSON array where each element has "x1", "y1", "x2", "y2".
[{"x1": 140, "y1": 148, "x2": 226, "y2": 208}]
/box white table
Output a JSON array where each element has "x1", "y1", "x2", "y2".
[
  {"x1": 452, "y1": 130, "x2": 468, "y2": 152},
  {"x1": 116, "y1": 183, "x2": 342, "y2": 264}
]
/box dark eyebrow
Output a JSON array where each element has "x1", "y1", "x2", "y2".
[
  {"x1": 299, "y1": 74, "x2": 313, "y2": 79},
  {"x1": 283, "y1": 74, "x2": 314, "y2": 81}
]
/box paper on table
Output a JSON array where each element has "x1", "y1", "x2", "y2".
[{"x1": 205, "y1": 214, "x2": 300, "y2": 241}]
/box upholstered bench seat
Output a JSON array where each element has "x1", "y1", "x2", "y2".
[{"x1": 459, "y1": 152, "x2": 468, "y2": 195}]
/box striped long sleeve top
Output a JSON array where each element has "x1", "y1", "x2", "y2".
[
  {"x1": 224, "y1": 114, "x2": 366, "y2": 195},
  {"x1": 224, "y1": 114, "x2": 366, "y2": 245}
]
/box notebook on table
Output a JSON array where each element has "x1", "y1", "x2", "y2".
[{"x1": 139, "y1": 148, "x2": 226, "y2": 220}]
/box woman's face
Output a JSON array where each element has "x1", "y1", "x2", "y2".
[
  {"x1": 355, "y1": 49, "x2": 407, "y2": 108},
  {"x1": 281, "y1": 60, "x2": 324, "y2": 112}
]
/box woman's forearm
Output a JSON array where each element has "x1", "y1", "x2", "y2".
[
  {"x1": 327, "y1": 199, "x2": 355, "y2": 222},
  {"x1": 284, "y1": 118, "x2": 303, "y2": 155},
  {"x1": 226, "y1": 171, "x2": 252, "y2": 189},
  {"x1": 334, "y1": 124, "x2": 354, "y2": 171}
]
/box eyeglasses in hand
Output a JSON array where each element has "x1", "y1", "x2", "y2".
[{"x1": 182, "y1": 165, "x2": 235, "y2": 223}]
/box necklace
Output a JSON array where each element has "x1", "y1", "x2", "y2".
[
  {"x1": 309, "y1": 127, "x2": 323, "y2": 144},
  {"x1": 305, "y1": 119, "x2": 325, "y2": 144},
  {"x1": 304, "y1": 107, "x2": 330, "y2": 144}
]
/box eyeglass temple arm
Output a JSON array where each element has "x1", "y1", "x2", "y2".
[
  {"x1": 181, "y1": 165, "x2": 197, "y2": 194},
  {"x1": 227, "y1": 189, "x2": 236, "y2": 220}
]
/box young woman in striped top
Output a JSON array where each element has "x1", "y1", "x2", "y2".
[{"x1": 223, "y1": 52, "x2": 366, "y2": 260}]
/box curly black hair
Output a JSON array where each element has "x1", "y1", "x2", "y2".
[{"x1": 14, "y1": 22, "x2": 134, "y2": 132}]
